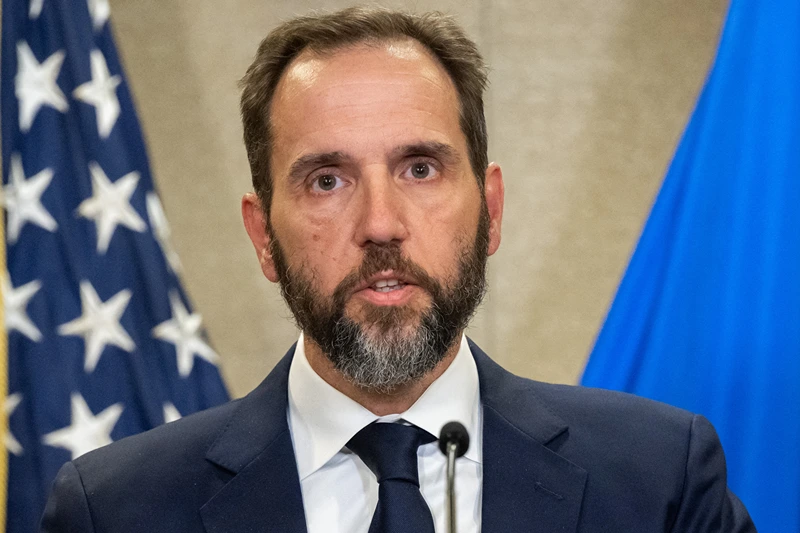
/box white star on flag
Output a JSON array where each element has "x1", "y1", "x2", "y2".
[
  {"x1": 73, "y1": 49, "x2": 121, "y2": 138},
  {"x1": 57, "y1": 281, "x2": 135, "y2": 372},
  {"x1": 42, "y1": 393, "x2": 123, "y2": 459},
  {"x1": 5, "y1": 393, "x2": 24, "y2": 456},
  {"x1": 1, "y1": 153, "x2": 58, "y2": 244},
  {"x1": 29, "y1": 0, "x2": 44, "y2": 18},
  {"x1": 78, "y1": 162, "x2": 146, "y2": 254},
  {"x1": 15, "y1": 41, "x2": 68, "y2": 132},
  {"x1": 163, "y1": 402, "x2": 182, "y2": 424},
  {"x1": 87, "y1": 0, "x2": 111, "y2": 31},
  {"x1": 147, "y1": 192, "x2": 182, "y2": 273},
  {"x1": 153, "y1": 291, "x2": 219, "y2": 377},
  {"x1": 3, "y1": 276, "x2": 43, "y2": 342}
]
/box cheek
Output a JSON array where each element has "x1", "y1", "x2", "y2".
[
  {"x1": 272, "y1": 198, "x2": 334, "y2": 247},
  {"x1": 270, "y1": 209, "x2": 328, "y2": 270},
  {"x1": 428, "y1": 187, "x2": 481, "y2": 234},
  {"x1": 414, "y1": 196, "x2": 481, "y2": 271},
  {"x1": 279, "y1": 221, "x2": 355, "y2": 290}
]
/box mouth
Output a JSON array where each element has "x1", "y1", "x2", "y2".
[
  {"x1": 370, "y1": 278, "x2": 408, "y2": 293},
  {"x1": 352, "y1": 271, "x2": 419, "y2": 305}
]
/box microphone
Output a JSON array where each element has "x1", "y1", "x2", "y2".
[{"x1": 439, "y1": 422, "x2": 470, "y2": 533}]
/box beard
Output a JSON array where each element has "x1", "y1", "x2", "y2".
[{"x1": 269, "y1": 203, "x2": 490, "y2": 393}]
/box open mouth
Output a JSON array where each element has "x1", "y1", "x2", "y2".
[
  {"x1": 371, "y1": 279, "x2": 408, "y2": 293},
  {"x1": 351, "y1": 271, "x2": 419, "y2": 306}
]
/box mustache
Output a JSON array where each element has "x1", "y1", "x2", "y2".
[{"x1": 331, "y1": 243, "x2": 442, "y2": 307}]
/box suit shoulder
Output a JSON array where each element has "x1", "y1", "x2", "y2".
[
  {"x1": 492, "y1": 367, "x2": 697, "y2": 446},
  {"x1": 529, "y1": 380, "x2": 695, "y2": 428},
  {"x1": 471, "y1": 339, "x2": 695, "y2": 434},
  {"x1": 516, "y1": 378, "x2": 702, "y2": 473}
]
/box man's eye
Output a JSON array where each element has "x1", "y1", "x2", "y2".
[
  {"x1": 407, "y1": 162, "x2": 437, "y2": 180},
  {"x1": 312, "y1": 174, "x2": 341, "y2": 192}
]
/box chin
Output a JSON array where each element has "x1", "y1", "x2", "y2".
[{"x1": 349, "y1": 303, "x2": 426, "y2": 337}]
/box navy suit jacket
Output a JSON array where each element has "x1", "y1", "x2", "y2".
[{"x1": 41, "y1": 341, "x2": 756, "y2": 532}]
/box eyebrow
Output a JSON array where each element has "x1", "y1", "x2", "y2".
[
  {"x1": 390, "y1": 141, "x2": 461, "y2": 165},
  {"x1": 287, "y1": 151, "x2": 348, "y2": 183}
]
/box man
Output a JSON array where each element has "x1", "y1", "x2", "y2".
[{"x1": 41, "y1": 6, "x2": 756, "y2": 533}]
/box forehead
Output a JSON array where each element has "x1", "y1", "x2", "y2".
[
  {"x1": 279, "y1": 38, "x2": 451, "y2": 88},
  {"x1": 269, "y1": 40, "x2": 463, "y2": 161}
]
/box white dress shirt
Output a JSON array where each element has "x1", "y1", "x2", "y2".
[{"x1": 287, "y1": 333, "x2": 483, "y2": 533}]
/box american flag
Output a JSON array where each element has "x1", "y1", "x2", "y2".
[{"x1": 1, "y1": 1, "x2": 230, "y2": 531}]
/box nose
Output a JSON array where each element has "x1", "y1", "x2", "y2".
[{"x1": 355, "y1": 170, "x2": 409, "y2": 246}]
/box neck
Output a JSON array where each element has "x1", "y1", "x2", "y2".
[{"x1": 303, "y1": 335, "x2": 461, "y2": 416}]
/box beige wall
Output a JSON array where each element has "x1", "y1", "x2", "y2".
[{"x1": 111, "y1": 0, "x2": 727, "y2": 398}]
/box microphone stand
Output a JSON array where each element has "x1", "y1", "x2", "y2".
[
  {"x1": 439, "y1": 422, "x2": 470, "y2": 533},
  {"x1": 445, "y1": 440, "x2": 458, "y2": 533}
]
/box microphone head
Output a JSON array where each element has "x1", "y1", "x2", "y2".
[{"x1": 438, "y1": 421, "x2": 470, "y2": 458}]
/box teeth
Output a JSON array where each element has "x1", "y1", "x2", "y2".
[
  {"x1": 371, "y1": 279, "x2": 405, "y2": 292},
  {"x1": 375, "y1": 286, "x2": 401, "y2": 293}
]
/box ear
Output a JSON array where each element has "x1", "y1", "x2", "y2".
[
  {"x1": 241, "y1": 192, "x2": 279, "y2": 283},
  {"x1": 484, "y1": 162, "x2": 505, "y2": 256}
]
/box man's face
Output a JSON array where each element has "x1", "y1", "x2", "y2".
[{"x1": 243, "y1": 40, "x2": 503, "y2": 391}]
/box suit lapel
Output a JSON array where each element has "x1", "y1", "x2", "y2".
[
  {"x1": 200, "y1": 347, "x2": 308, "y2": 533},
  {"x1": 472, "y1": 340, "x2": 587, "y2": 533}
]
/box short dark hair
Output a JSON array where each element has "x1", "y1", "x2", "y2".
[{"x1": 239, "y1": 6, "x2": 489, "y2": 216}]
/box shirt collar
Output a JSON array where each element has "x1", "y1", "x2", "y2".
[{"x1": 287, "y1": 333, "x2": 481, "y2": 480}]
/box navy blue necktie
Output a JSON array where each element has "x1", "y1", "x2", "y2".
[{"x1": 347, "y1": 422, "x2": 437, "y2": 533}]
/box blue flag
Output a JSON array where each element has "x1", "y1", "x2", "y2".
[
  {"x1": 581, "y1": 1, "x2": 800, "y2": 531},
  {"x1": 1, "y1": 1, "x2": 230, "y2": 531}
]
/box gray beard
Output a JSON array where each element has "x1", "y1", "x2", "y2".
[
  {"x1": 324, "y1": 311, "x2": 446, "y2": 393},
  {"x1": 270, "y1": 202, "x2": 490, "y2": 393}
]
